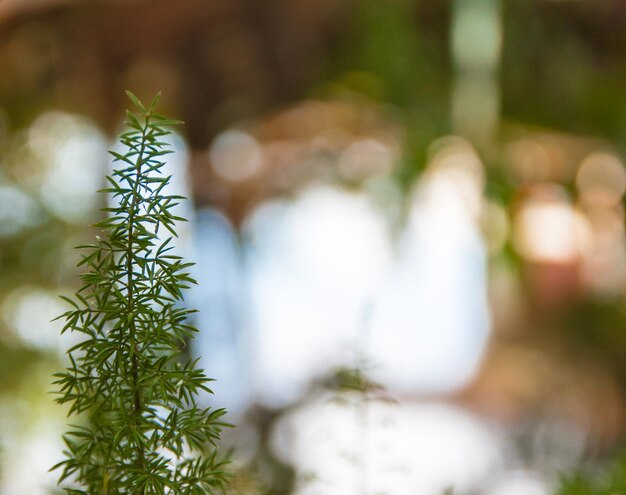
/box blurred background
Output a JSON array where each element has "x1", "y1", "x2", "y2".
[{"x1": 1, "y1": 0, "x2": 626, "y2": 494}]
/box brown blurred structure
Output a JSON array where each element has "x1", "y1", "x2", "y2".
[{"x1": 0, "y1": 0, "x2": 348, "y2": 135}]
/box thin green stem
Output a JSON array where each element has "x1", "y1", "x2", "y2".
[{"x1": 126, "y1": 118, "x2": 150, "y2": 495}]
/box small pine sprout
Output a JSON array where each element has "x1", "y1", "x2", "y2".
[{"x1": 52, "y1": 91, "x2": 230, "y2": 495}]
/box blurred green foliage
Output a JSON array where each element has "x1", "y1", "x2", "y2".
[{"x1": 557, "y1": 459, "x2": 626, "y2": 495}]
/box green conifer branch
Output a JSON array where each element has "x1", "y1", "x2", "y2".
[{"x1": 52, "y1": 92, "x2": 230, "y2": 495}]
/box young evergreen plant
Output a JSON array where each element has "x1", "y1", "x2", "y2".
[{"x1": 52, "y1": 92, "x2": 229, "y2": 495}]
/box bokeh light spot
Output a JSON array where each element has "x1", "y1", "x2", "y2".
[{"x1": 209, "y1": 129, "x2": 263, "y2": 181}]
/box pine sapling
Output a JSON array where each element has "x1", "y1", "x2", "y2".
[{"x1": 52, "y1": 92, "x2": 229, "y2": 495}]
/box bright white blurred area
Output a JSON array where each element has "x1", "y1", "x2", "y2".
[
  {"x1": 244, "y1": 185, "x2": 392, "y2": 406},
  {"x1": 2, "y1": 286, "x2": 66, "y2": 352},
  {"x1": 485, "y1": 472, "x2": 550, "y2": 495},
  {"x1": 272, "y1": 396, "x2": 506, "y2": 495},
  {"x1": 368, "y1": 137, "x2": 489, "y2": 393},
  {"x1": 29, "y1": 111, "x2": 106, "y2": 223},
  {"x1": 240, "y1": 137, "x2": 489, "y2": 405},
  {"x1": 191, "y1": 208, "x2": 250, "y2": 413},
  {"x1": 0, "y1": 111, "x2": 105, "y2": 238},
  {"x1": 0, "y1": 184, "x2": 41, "y2": 237}
]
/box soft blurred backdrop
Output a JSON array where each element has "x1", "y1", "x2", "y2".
[{"x1": 1, "y1": 0, "x2": 626, "y2": 494}]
